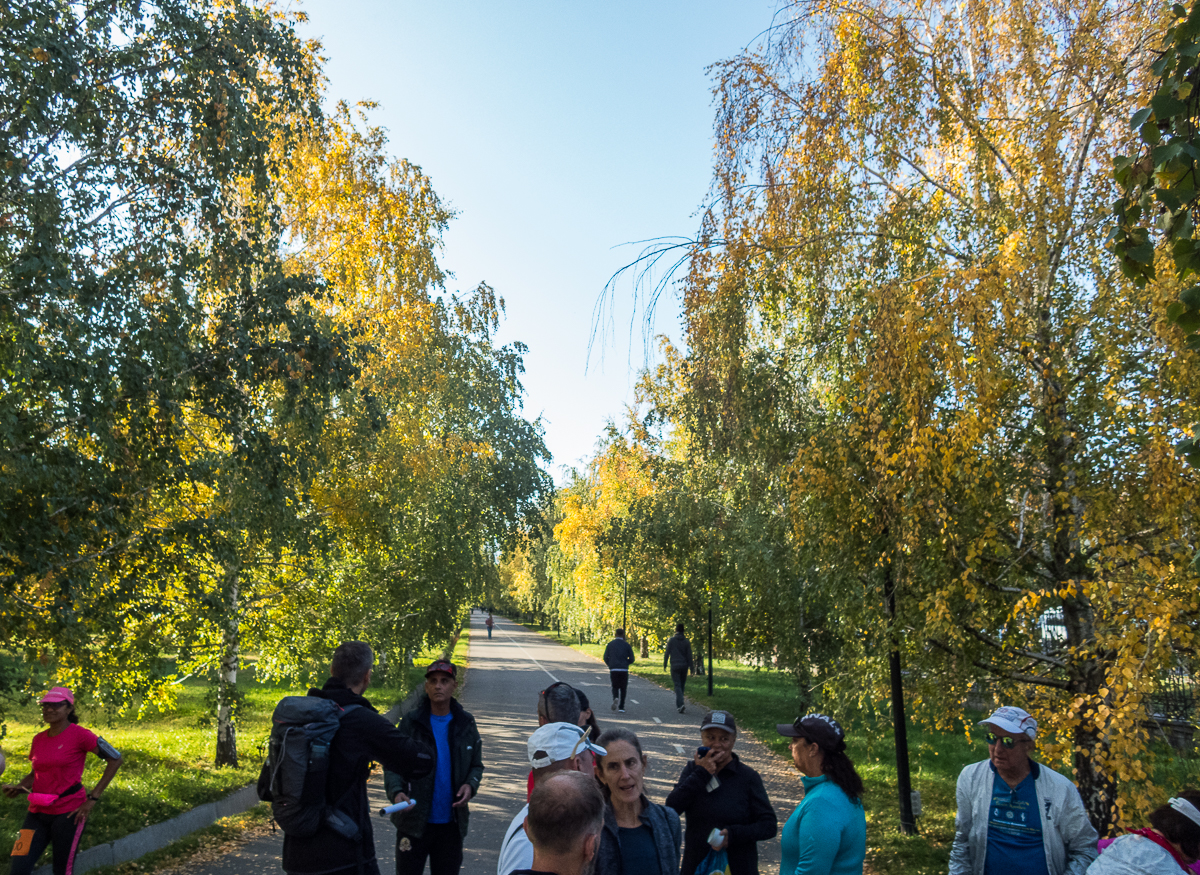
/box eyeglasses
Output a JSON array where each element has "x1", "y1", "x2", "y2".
[
  {"x1": 985, "y1": 732, "x2": 1025, "y2": 749},
  {"x1": 41, "y1": 701, "x2": 69, "y2": 709}
]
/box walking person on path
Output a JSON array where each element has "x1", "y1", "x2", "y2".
[
  {"x1": 2, "y1": 687, "x2": 123, "y2": 875},
  {"x1": 664, "y1": 710, "x2": 777, "y2": 875},
  {"x1": 776, "y1": 714, "x2": 866, "y2": 875},
  {"x1": 603, "y1": 629, "x2": 635, "y2": 713},
  {"x1": 663, "y1": 624, "x2": 693, "y2": 714},
  {"x1": 486, "y1": 614, "x2": 495, "y2": 639},
  {"x1": 386, "y1": 659, "x2": 484, "y2": 875},
  {"x1": 593, "y1": 727, "x2": 681, "y2": 875}
]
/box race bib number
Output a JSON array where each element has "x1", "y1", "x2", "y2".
[{"x1": 11, "y1": 829, "x2": 34, "y2": 857}]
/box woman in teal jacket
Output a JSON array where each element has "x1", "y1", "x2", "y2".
[{"x1": 776, "y1": 714, "x2": 866, "y2": 875}]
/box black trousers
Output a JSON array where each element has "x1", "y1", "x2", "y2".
[
  {"x1": 610, "y1": 670, "x2": 629, "y2": 708},
  {"x1": 9, "y1": 810, "x2": 85, "y2": 875},
  {"x1": 671, "y1": 667, "x2": 689, "y2": 709},
  {"x1": 396, "y1": 822, "x2": 463, "y2": 875}
]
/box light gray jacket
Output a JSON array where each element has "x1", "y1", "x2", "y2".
[
  {"x1": 948, "y1": 759, "x2": 1099, "y2": 875},
  {"x1": 1086, "y1": 833, "x2": 1189, "y2": 874}
]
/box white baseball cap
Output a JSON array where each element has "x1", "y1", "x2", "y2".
[
  {"x1": 527, "y1": 722, "x2": 607, "y2": 769},
  {"x1": 979, "y1": 706, "x2": 1037, "y2": 739}
]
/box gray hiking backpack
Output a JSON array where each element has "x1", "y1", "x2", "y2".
[{"x1": 257, "y1": 696, "x2": 361, "y2": 839}]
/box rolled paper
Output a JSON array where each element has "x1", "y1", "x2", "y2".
[{"x1": 379, "y1": 799, "x2": 416, "y2": 816}]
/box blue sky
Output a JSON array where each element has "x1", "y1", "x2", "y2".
[{"x1": 295, "y1": 2, "x2": 780, "y2": 480}]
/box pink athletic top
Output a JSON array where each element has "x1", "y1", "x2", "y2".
[{"x1": 28, "y1": 724, "x2": 98, "y2": 814}]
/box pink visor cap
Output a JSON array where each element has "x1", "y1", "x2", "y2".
[{"x1": 39, "y1": 687, "x2": 75, "y2": 706}]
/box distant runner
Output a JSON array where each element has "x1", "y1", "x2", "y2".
[{"x1": 486, "y1": 613, "x2": 495, "y2": 639}]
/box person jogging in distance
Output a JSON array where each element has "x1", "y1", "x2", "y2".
[
  {"x1": 3, "y1": 687, "x2": 123, "y2": 875},
  {"x1": 602, "y1": 629, "x2": 635, "y2": 713},
  {"x1": 486, "y1": 613, "x2": 495, "y2": 639}
]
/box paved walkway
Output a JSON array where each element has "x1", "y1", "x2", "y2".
[{"x1": 178, "y1": 611, "x2": 801, "y2": 874}]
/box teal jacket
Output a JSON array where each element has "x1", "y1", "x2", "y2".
[
  {"x1": 779, "y1": 775, "x2": 866, "y2": 875},
  {"x1": 383, "y1": 696, "x2": 483, "y2": 840}
]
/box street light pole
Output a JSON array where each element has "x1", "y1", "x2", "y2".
[{"x1": 622, "y1": 571, "x2": 628, "y2": 631}]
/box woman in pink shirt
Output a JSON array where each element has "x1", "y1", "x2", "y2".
[{"x1": 2, "y1": 687, "x2": 123, "y2": 875}]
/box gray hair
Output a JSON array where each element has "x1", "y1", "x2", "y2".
[
  {"x1": 538, "y1": 682, "x2": 582, "y2": 724},
  {"x1": 330, "y1": 641, "x2": 373, "y2": 686}
]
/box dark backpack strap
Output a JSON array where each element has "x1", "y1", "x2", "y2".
[{"x1": 58, "y1": 783, "x2": 84, "y2": 799}]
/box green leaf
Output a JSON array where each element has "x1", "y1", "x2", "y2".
[
  {"x1": 1179, "y1": 284, "x2": 1200, "y2": 309},
  {"x1": 1167, "y1": 301, "x2": 1187, "y2": 321},
  {"x1": 1131, "y1": 107, "x2": 1154, "y2": 128},
  {"x1": 1176, "y1": 309, "x2": 1200, "y2": 332},
  {"x1": 1141, "y1": 122, "x2": 1163, "y2": 145},
  {"x1": 1152, "y1": 90, "x2": 1187, "y2": 119}
]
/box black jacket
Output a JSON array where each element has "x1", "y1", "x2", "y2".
[
  {"x1": 663, "y1": 753, "x2": 777, "y2": 875},
  {"x1": 280, "y1": 679, "x2": 433, "y2": 875},
  {"x1": 603, "y1": 637, "x2": 635, "y2": 670},
  {"x1": 383, "y1": 696, "x2": 484, "y2": 840},
  {"x1": 663, "y1": 634, "x2": 693, "y2": 671}
]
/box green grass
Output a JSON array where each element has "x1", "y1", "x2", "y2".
[{"x1": 0, "y1": 635, "x2": 463, "y2": 874}]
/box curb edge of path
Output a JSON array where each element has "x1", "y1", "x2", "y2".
[{"x1": 34, "y1": 783, "x2": 261, "y2": 875}]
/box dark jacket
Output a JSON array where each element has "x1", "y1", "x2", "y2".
[
  {"x1": 663, "y1": 634, "x2": 693, "y2": 671},
  {"x1": 280, "y1": 679, "x2": 434, "y2": 875},
  {"x1": 603, "y1": 637, "x2": 635, "y2": 671},
  {"x1": 664, "y1": 753, "x2": 777, "y2": 875},
  {"x1": 383, "y1": 696, "x2": 484, "y2": 840},
  {"x1": 596, "y1": 797, "x2": 682, "y2": 875}
]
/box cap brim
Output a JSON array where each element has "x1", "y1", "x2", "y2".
[
  {"x1": 700, "y1": 723, "x2": 736, "y2": 732},
  {"x1": 776, "y1": 723, "x2": 801, "y2": 736}
]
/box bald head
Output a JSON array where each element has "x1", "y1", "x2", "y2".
[{"x1": 526, "y1": 771, "x2": 605, "y2": 857}]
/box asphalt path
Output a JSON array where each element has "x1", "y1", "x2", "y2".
[{"x1": 182, "y1": 610, "x2": 801, "y2": 874}]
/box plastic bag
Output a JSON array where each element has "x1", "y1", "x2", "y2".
[{"x1": 694, "y1": 848, "x2": 730, "y2": 875}]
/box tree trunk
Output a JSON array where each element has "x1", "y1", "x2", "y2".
[
  {"x1": 215, "y1": 569, "x2": 240, "y2": 768},
  {"x1": 1039, "y1": 306, "x2": 1112, "y2": 831}
]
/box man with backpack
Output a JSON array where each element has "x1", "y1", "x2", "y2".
[
  {"x1": 274, "y1": 641, "x2": 434, "y2": 875},
  {"x1": 385, "y1": 659, "x2": 483, "y2": 875}
]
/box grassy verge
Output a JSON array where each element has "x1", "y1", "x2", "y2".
[
  {"x1": 0, "y1": 637, "x2": 460, "y2": 874},
  {"x1": 520, "y1": 624, "x2": 1198, "y2": 875}
]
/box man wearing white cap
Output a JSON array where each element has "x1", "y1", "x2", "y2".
[
  {"x1": 498, "y1": 722, "x2": 606, "y2": 875},
  {"x1": 949, "y1": 705, "x2": 1098, "y2": 875}
]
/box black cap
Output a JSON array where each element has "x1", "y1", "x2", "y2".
[
  {"x1": 425, "y1": 660, "x2": 457, "y2": 679},
  {"x1": 777, "y1": 713, "x2": 846, "y2": 753}
]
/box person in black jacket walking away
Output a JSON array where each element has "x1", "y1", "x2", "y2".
[
  {"x1": 664, "y1": 710, "x2": 777, "y2": 875},
  {"x1": 385, "y1": 660, "x2": 484, "y2": 875},
  {"x1": 663, "y1": 624, "x2": 693, "y2": 714},
  {"x1": 602, "y1": 629, "x2": 635, "y2": 713},
  {"x1": 280, "y1": 642, "x2": 434, "y2": 875}
]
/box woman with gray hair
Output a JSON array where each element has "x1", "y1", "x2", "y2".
[{"x1": 593, "y1": 727, "x2": 681, "y2": 875}]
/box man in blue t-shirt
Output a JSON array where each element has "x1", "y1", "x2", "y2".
[
  {"x1": 385, "y1": 660, "x2": 484, "y2": 875},
  {"x1": 948, "y1": 705, "x2": 1097, "y2": 875}
]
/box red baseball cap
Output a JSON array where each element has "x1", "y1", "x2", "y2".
[
  {"x1": 39, "y1": 687, "x2": 74, "y2": 706},
  {"x1": 425, "y1": 660, "x2": 456, "y2": 679}
]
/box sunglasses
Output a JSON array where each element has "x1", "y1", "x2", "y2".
[{"x1": 985, "y1": 732, "x2": 1026, "y2": 749}]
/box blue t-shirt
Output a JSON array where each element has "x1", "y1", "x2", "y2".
[
  {"x1": 428, "y1": 713, "x2": 454, "y2": 824},
  {"x1": 984, "y1": 768, "x2": 1048, "y2": 875}
]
